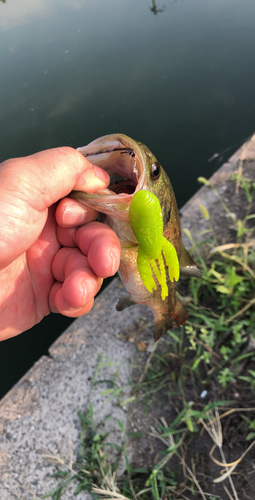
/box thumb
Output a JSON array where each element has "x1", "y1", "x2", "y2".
[{"x1": 0, "y1": 147, "x2": 109, "y2": 267}]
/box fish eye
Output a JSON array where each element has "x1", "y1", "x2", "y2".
[{"x1": 150, "y1": 162, "x2": 161, "y2": 181}]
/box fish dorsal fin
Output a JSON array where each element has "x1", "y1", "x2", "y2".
[{"x1": 179, "y1": 243, "x2": 202, "y2": 278}]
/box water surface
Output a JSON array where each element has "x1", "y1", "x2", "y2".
[{"x1": 1, "y1": 0, "x2": 255, "y2": 397}]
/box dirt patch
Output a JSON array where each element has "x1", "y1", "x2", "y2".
[{"x1": 127, "y1": 339, "x2": 255, "y2": 499}]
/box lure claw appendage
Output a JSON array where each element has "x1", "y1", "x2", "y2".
[
  {"x1": 137, "y1": 243, "x2": 179, "y2": 300},
  {"x1": 162, "y1": 237, "x2": 180, "y2": 282},
  {"x1": 137, "y1": 247, "x2": 157, "y2": 293}
]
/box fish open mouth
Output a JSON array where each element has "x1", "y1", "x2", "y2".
[
  {"x1": 73, "y1": 134, "x2": 146, "y2": 219},
  {"x1": 108, "y1": 175, "x2": 136, "y2": 195},
  {"x1": 77, "y1": 135, "x2": 145, "y2": 198}
]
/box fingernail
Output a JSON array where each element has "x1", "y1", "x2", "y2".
[
  {"x1": 62, "y1": 204, "x2": 86, "y2": 225},
  {"x1": 109, "y1": 248, "x2": 120, "y2": 275},
  {"x1": 93, "y1": 165, "x2": 109, "y2": 184},
  {"x1": 81, "y1": 278, "x2": 97, "y2": 305},
  {"x1": 60, "y1": 296, "x2": 81, "y2": 312}
]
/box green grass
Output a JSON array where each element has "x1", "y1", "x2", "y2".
[{"x1": 180, "y1": 172, "x2": 255, "y2": 389}]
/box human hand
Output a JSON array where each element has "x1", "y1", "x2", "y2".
[{"x1": 0, "y1": 147, "x2": 121, "y2": 341}]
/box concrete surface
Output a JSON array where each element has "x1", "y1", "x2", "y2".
[{"x1": 0, "y1": 134, "x2": 254, "y2": 500}]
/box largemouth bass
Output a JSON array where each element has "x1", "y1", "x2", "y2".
[{"x1": 71, "y1": 134, "x2": 201, "y2": 340}]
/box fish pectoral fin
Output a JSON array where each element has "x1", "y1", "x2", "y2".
[
  {"x1": 154, "y1": 298, "x2": 188, "y2": 342},
  {"x1": 116, "y1": 296, "x2": 136, "y2": 311},
  {"x1": 179, "y1": 243, "x2": 202, "y2": 278}
]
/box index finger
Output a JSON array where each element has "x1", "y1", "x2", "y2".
[{"x1": 0, "y1": 146, "x2": 110, "y2": 213}]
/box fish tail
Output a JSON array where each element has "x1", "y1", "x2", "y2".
[
  {"x1": 154, "y1": 298, "x2": 188, "y2": 341},
  {"x1": 171, "y1": 298, "x2": 189, "y2": 327}
]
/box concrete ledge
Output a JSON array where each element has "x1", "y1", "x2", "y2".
[
  {"x1": 0, "y1": 282, "x2": 149, "y2": 499},
  {"x1": 0, "y1": 135, "x2": 254, "y2": 500}
]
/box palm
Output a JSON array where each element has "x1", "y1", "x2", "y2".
[{"x1": 1, "y1": 207, "x2": 59, "y2": 335}]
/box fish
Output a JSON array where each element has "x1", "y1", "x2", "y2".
[{"x1": 71, "y1": 134, "x2": 201, "y2": 341}]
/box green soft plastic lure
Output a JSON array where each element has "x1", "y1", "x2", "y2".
[{"x1": 129, "y1": 190, "x2": 180, "y2": 300}]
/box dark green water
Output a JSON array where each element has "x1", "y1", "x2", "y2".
[{"x1": 1, "y1": 0, "x2": 255, "y2": 398}]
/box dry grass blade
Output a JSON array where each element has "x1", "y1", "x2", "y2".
[
  {"x1": 42, "y1": 448, "x2": 126, "y2": 499},
  {"x1": 136, "y1": 487, "x2": 151, "y2": 497},
  {"x1": 208, "y1": 407, "x2": 255, "y2": 423},
  {"x1": 91, "y1": 487, "x2": 132, "y2": 500},
  {"x1": 12, "y1": 485, "x2": 42, "y2": 499},
  {"x1": 200, "y1": 409, "x2": 238, "y2": 500},
  {"x1": 137, "y1": 486, "x2": 191, "y2": 500},
  {"x1": 210, "y1": 243, "x2": 255, "y2": 324},
  {"x1": 179, "y1": 457, "x2": 207, "y2": 500},
  {"x1": 41, "y1": 450, "x2": 78, "y2": 475},
  {"x1": 213, "y1": 249, "x2": 255, "y2": 280},
  {"x1": 137, "y1": 341, "x2": 158, "y2": 383},
  {"x1": 199, "y1": 409, "x2": 222, "y2": 448},
  {"x1": 223, "y1": 486, "x2": 235, "y2": 500},
  {"x1": 226, "y1": 296, "x2": 255, "y2": 323},
  {"x1": 211, "y1": 242, "x2": 255, "y2": 254},
  {"x1": 96, "y1": 448, "x2": 117, "y2": 493},
  {"x1": 183, "y1": 485, "x2": 222, "y2": 499},
  {"x1": 11, "y1": 493, "x2": 23, "y2": 500},
  {"x1": 151, "y1": 417, "x2": 207, "y2": 500},
  {"x1": 192, "y1": 333, "x2": 222, "y2": 360},
  {"x1": 211, "y1": 241, "x2": 255, "y2": 266},
  {"x1": 213, "y1": 438, "x2": 255, "y2": 483}
]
